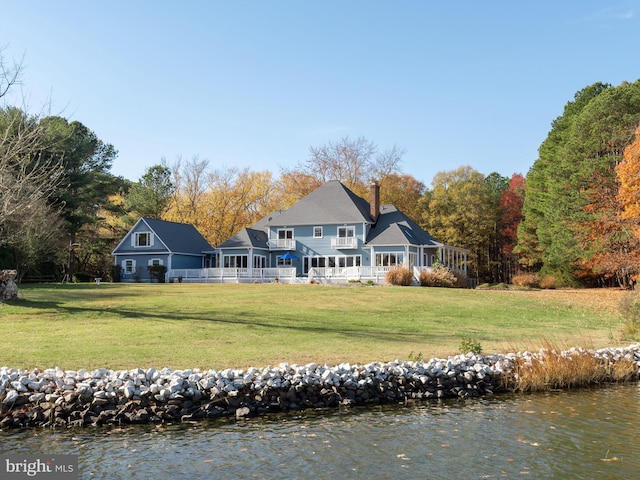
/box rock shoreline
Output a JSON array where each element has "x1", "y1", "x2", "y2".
[{"x1": 2, "y1": 344, "x2": 640, "y2": 429}]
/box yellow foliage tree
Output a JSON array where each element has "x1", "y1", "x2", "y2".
[{"x1": 163, "y1": 160, "x2": 282, "y2": 247}]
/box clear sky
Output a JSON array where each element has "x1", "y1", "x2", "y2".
[{"x1": 1, "y1": 1, "x2": 638, "y2": 186}]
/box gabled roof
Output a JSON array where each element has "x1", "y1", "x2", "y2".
[
  {"x1": 266, "y1": 180, "x2": 373, "y2": 226},
  {"x1": 218, "y1": 228, "x2": 268, "y2": 249},
  {"x1": 366, "y1": 205, "x2": 442, "y2": 247},
  {"x1": 112, "y1": 217, "x2": 213, "y2": 255}
]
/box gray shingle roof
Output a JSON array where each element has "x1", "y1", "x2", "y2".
[
  {"x1": 218, "y1": 228, "x2": 268, "y2": 249},
  {"x1": 141, "y1": 218, "x2": 213, "y2": 254},
  {"x1": 266, "y1": 180, "x2": 373, "y2": 226},
  {"x1": 365, "y1": 205, "x2": 442, "y2": 247}
]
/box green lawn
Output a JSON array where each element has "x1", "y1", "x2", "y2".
[{"x1": 0, "y1": 283, "x2": 631, "y2": 371}]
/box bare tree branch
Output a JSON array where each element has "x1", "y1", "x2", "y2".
[{"x1": 0, "y1": 46, "x2": 24, "y2": 100}]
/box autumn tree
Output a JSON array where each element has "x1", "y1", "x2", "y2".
[
  {"x1": 499, "y1": 173, "x2": 525, "y2": 277},
  {"x1": 199, "y1": 167, "x2": 278, "y2": 246},
  {"x1": 378, "y1": 173, "x2": 425, "y2": 223},
  {"x1": 276, "y1": 170, "x2": 322, "y2": 207},
  {"x1": 420, "y1": 166, "x2": 495, "y2": 282},
  {"x1": 164, "y1": 155, "x2": 211, "y2": 229},
  {"x1": 595, "y1": 123, "x2": 640, "y2": 287},
  {"x1": 616, "y1": 123, "x2": 640, "y2": 221},
  {"x1": 164, "y1": 158, "x2": 280, "y2": 247}
]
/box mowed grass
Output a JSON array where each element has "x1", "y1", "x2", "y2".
[{"x1": 0, "y1": 283, "x2": 632, "y2": 371}]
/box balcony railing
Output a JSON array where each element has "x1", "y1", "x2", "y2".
[
  {"x1": 331, "y1": 236, "x2": 358, "y2": 249},
  {"x1": 267, "y1": 238, "x2": 296, "y2": 250}
]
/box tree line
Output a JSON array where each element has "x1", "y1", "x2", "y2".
[{"x1": 2, "y1": 49, "x2": 640, "y2": 286}]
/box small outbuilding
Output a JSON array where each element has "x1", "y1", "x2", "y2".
[{"x1": 111, "y1": 217, "x2": 213, "y2": 282}]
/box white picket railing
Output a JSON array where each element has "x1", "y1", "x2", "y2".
[
  {"x1": 165, "y1": 265, "x2": 464, "y2": 285},
  {"x1": 166, "y1": 267, "x2": 296, "y2": 283}
]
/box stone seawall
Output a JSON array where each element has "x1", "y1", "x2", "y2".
[{"x1": 2, "y1": 344, "x2": 640, "y2": 429}]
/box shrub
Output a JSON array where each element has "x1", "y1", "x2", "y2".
[
  {"x1": 385, "y1": 267, "x2": 414, "y2": 286},
  {"x1": 419, "y1": 264, "x2": 457, "y2": 287},
  {"x1": 539, "y1": 275, "x2": 557, "y2": 289},
  {"x1": 618, "y1": 291, "x2": 640, "y2": 339},
  {"x1": 110, "y1": 264, "x2": 122, "y2": 282},
  {"x1": 147, "y1": 265, "x2": 167, "y2": 283},
  {"x1": 408, "y1": 351, "x2": 424, "y2": 362},
  {"x1": 459, "y1": 338, "x2": 482, "y2": 355},
  {"x1": 511, "y1": 273, "x2": 540, "y2": 288}
]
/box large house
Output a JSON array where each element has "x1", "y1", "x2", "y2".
[{"x1": 113, "y1": 181, "x2": 467, "y2": 284}]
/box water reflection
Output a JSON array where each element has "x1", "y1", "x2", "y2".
[{"x1": 1, "y1": 384, "x2": 639, "y2": 479}]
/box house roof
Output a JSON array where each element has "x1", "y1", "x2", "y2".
[
  {"x1": 143, "y1": 218, "x2": 213, "y2": 253},
  {"x1": 112, "y1": 217, "x2": 213, "y2": 255},
  {"x1": 265, "y1": 180, "x2": 373, "y2": 226},
  {"x1": 365, "y1": 205, "x2": 442, "y2": 247},
  {"x1": 218, "y1": 227, "x2": 268, "y2": 250}
]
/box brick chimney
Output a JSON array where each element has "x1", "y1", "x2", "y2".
[{"x1": 370, "y1": 181, "x2": 380, "y2": 222}]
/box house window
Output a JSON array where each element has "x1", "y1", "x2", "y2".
[
  {"x1": 337, "y1": 226, "x2": 354, "y2": 238},
  {"x1": 254, "y1": 255, "x2": 266, "y2": 268},
  {"x1": 123, "y1": 259, "x2": 135, "y2": 274},
  {"x1": 278, "y1": 229, "x2": 293, "y2": 240},
  {"x1": 376, "y1": 253, "x2": 404, "y2": 266},
  {"x1": 134, "y1": 232, "x2": 152, "y2": 247},
  {"x1": 303, "y1": 255, "x2": 360, "y2": 274},
  {"x1": 278, "y1": 255, "x2": 293, "y2": 267},
  {"x1": 224, "y1": 255, "x2": 248, "y2": 268},
  {"x1": 148, "y1": 259, "x2": 163, "y2": 267},
  {"x1": 338, "y1": 256, "x2": 361, "y2": 268},
  {"x1": 303, "y1": 256, "x2": 326, "y2": 273},
  {"x1": 313, "y1": 227, "x2": 323, "y2": 238}
]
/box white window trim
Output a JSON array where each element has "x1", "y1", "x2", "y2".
[
  {"x1": 338, "y1": 226, "x2": 355, "y2": 238},
  {"x1": 122, "y1": 259, "x2": 136, "y2": 274},
  {"x1": 148, "y1": 258, "x2": 163, "y2": 266},
  {"x1": 277, "y1": 228, "x2": 294, "y2": 240},
  {"x1": 313, "y1": 226, "x2": 323, "y2": 238},
  {"x1": 132, "y1": 231, "x2": 154, "y2": 248}
]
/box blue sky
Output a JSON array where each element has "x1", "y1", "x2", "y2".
[{"x1": 1, "y1": 1, "x2": 638, "y2": 186}]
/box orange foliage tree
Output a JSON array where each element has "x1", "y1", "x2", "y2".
[{"x1": 578, "y1": 123, "x2": 640, "y2": 287}]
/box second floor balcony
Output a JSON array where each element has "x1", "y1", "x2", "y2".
[
  {"x1": 267, "y1": 238, "x2": 296, "y2": 251},
  {"x1": 331, "y1": 236, "x2": 358, "y2": 249}
]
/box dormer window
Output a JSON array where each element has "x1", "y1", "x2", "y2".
[{"x1": 134, "y1": 232, "x2": 153, "y2": 247}]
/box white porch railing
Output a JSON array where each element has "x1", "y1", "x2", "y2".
[
  {"x1": 308, "y1": 266, "x2": 391, "y2": 282},
  {"x1": 166, "y1": 267, "x2": 296, "y2": 283},
  {"x1": 165, "y1": 265, "x2": 464, "y2": 285}
]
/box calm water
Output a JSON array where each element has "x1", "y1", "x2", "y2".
[{"x1": 1, "y1": 383, "x2": 639, "y2": 479}]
